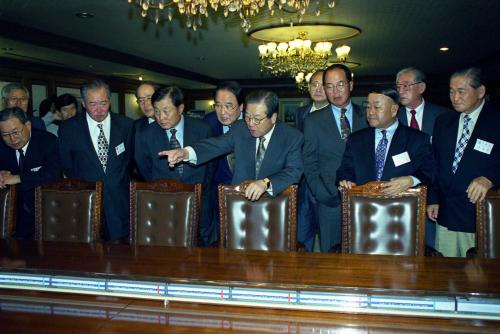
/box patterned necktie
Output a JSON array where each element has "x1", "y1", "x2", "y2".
[
  {"x1": 255, "y1": 136, "x2": 266, "y2": 177},
  {"x1": 18, "y1": 149, "x2": 25, "y2": 172},
  {"x1": 452, "y1": 115, "x2": 472, "y2": 173},
  {"x1": 169, "y1": 128, "x2": 183, "y2": 175},
  {"x1": 410, "y1": 110, "x2": 420, "y2": 130},
  {"x1": 97, "y1": 123, "x2": 108, "y2": 172},
  {"x1": 340, "y1": 108, "x2": 351, "y2": 140},
  {"x1": 375, "y1": 130, "x2": 388, "y2": 181}
]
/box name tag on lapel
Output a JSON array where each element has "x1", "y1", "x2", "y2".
[
  {"x1": 115, "y1": 142, "x2": 125, "y2": 156},
  {"x1": 392, "y1": 152, "x2": 411, "y2": 167},
  {"x1": 474, "y1": 139, "x2": 493, "y2": 155},
  {"x1": 30, "y1": 166, "x2": 42, "y2": 172}
]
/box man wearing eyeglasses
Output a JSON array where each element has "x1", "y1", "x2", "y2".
[
  {"x1": 159, "y1": 90, "x2": 303, "y2": 201},
  {"x1": 0, "y1": 107, "x2": 61, "y2": 239},
  {"x1": 133, "y1": 81, "x2": 160, "y2": 181},
  {"x1": 395, "y1": 67, "x2": 450, "y2": 248},
  {"x1": 58, "y1": 79, "x2": 134, "y2": 242},
  {"x1": 2, "y1": 83, "x2": 46, "y2": 131},
  {"x1": 302, "y1": 64, "x2": 368, "y2": 252}
]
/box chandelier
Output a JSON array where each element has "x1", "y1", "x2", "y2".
[{"x1": 128, "y1": 0, "x2": 337, "y2": 31}]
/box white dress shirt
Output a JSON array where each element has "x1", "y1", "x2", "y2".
[{"x1": 86, "y1": 113, "x2": 111, "y2": 155}]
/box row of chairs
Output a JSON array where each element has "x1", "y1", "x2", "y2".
[{"x1": 1, "y1": 179, "x2": 498, "y2": 257}]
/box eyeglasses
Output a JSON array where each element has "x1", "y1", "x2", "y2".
[
  {"x1": 87, "y1": 100, "x2": 109, "y2": 109},
  {"x1": 324, "y1": 81, "x2": 348, "y2": 91},
  {"x1": 137, "y1": 96, "x2": 152, "y2": 105},
  {"x1": 395, "y1": 82, "x2": 422, "y2": 91},
  {"x1": 244, "y1": 115, "x2": 268, "y2": 125},
  {"x1": 1, "y1": 128, "x2": 23, "y2": 139},
  {"x1": 214, "y1": 103, "x2": 238, "y2": 112},
  {"x1": 309, "y1": 82, "x2": 323, "y2": 89},
  {"x1": 7, "y1": 96, "x2": 29, "y2": 104}
]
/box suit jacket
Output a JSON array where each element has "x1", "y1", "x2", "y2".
[
  {"x1": 294, "y1": 103, "x2": 312, "y2": 132},
  {"x1": 203, "y1": 112, "x2": 233, "y2": 184},
  {"x1": 429, "y1": 102, "x2": 500, "y2": 232},
  {"x1": 0, "y1": 129, "x2": 61, "y2": 238},
  {"x1": 133, "y1": 117, "x2": 154, "y2": 181},
  {"x1": 336, "y1": 124, "x2": 434, "y2": 186},
  {"x1": 193, "y1": 120, "x2": 303, "y2": 196},
  {"x1": 303, "y1": 103, "x2": 368, "y2": 207},
  {"x1": 58, "y1": 112, "x2": 134, "y2": 240},
  {"x1": 29, "y1": 115, "x2": 46, "y2": 131},
  {"x1": 397, "y1": 101, "x2": 450, "y2": 137}
]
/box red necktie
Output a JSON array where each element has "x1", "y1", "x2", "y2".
[{"x1": 410, "y1": 110, "x2": 420, "y2": 130}]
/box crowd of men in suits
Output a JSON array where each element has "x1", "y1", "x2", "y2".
[{"x1": 0, "y1": 64, "x2": 498, "y2": 257}]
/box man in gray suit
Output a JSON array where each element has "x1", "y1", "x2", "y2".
[
  {"x1": 396, "y1": 67, "x2": 450, "y2": 247},
  {"x1": 303, "y1": 64, "x2": 368, "y2": 252}
]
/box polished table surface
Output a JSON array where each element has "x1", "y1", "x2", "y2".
[{"x1": 1, "y1": 240, "x2": 500, "y2": 333}]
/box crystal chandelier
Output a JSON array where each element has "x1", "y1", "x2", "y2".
[
  {"x1": 127, "y1": 0, "x2": 336, "y2": 31},
  {"x1": 258, "y1": 32, "x2": 332, "y2": 79}
]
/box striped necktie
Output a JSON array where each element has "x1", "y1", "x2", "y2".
[{"x1": 452, "y1": 115, "x2": 471, "y2": 173}]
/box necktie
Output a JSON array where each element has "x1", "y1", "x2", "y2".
[
  {"x1": 18, "y1": 149, "x2": 25, "y2": 172},
  {"x1": 452, "y1": 115, "x2": 471, "y2": 173},
  {"x1": 97, "y1": 124, "x2": 108, "y2": 172},
  {"x1": 255, "y1": 136, "x2": 266, "y2": 177},
  {"x1": 169, "y1": 128, "x2": 183, "y2": 175},
  {"x1": 409, "y1": 110, "x2": 420, "y2": 130},
  {"x1": 340, "y1": 108, "x2": 351, "y2": 140},
  {"x1": 375, "y1": 130, "x2": 388, "y2": 181}
]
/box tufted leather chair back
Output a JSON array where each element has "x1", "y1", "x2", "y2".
[
  {"x1": 341, "y1": 182, "x2": 426, "y2": 256},
  {"x1": 129, "y1": 179, "x2": 201, "y2": 247},
  {"x1": 476, "y1": 189, "x2": 500, "y2": 259},
  {"x1": 218, "y1": 182, "x2": 297, "y2": 251},
  {"x1": 35, "y1": 179, "x2": 103, "y2": 242},
  {"x1": 0, "y1": 185, "x2": 16, "y2": 238}
]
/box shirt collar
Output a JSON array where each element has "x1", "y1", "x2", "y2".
[
  {"x1": 461, "y1": 99, "x2": 484, "y2": 123},
  {"x1": 330, "y1": 100, "x2": 352, "y2": 113},
  {"x1": 86, "y1": 112, "x2": 110, "y2": 128},
  {"x1": 261, "y1": 123, "x2": 276, "y2": 143},
  {"x1": 376, "y1": 119, "x2": 399, "y2": 137},
  {"x1": 405, "y1": 98, "x2": 425, "y2": 114}
]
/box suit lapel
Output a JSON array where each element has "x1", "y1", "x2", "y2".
[
  {"x1": 382, "y1": 126, "x2": 404, "y2": 179},
  {"x1": 397, "y1": 107, "x2": 409, "y2": 126},
  {"x1": 422, "y1": 104, "x2": 435, "y2": 135},
  {"x1": 352, "y1": 103, "x2": 367, "y2": 132},
  {"x1": 442, "y1": 114, "x2": 460, "y2": 172},
  {"x1": 258, "y1": 122, "x2": 281, "y2": 178},
  {"x1": 80, "y1": 113, "x2": 104, "y2": 173}
]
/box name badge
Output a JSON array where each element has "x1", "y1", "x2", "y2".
[
  {"x1": 30, "y1": 166, "x2": 42, "y2": 172},
  {"x1": 115, "y1": 143, "x2": 125, "y2": 156},
  {"x1": 474, "y1": 139, "x2": 493, "y2": 155},
  {"x1": 392, "y1": 151, "x2": 411, "y2": 167}
]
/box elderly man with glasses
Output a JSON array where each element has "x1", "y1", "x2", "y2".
[
  {"x1": 0, "y1": 107, "x2": 61, "y2": 239},
  {"x1": 160, "y1": 89, "x2": 303, "y2": 201},
  {"x1": 2, "y1": 83, "x2": 46, "y2": 131}
]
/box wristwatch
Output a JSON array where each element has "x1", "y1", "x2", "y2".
[{"x1": 263, "y1": 178, "x2": 271, "y2": 189}]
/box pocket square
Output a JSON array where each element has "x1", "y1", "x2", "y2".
[{"x1": 30, "y1": 166, "x2": 42, "y2": 172}]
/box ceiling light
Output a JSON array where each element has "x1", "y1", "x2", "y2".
[
  {"x1": 138, "y1": 74, "x2": 144, "y2": 81},
  {"x1": 75, "y1": 12, "x2": 94, "y2": 19},
  {"x1": 128, "y1": 0, "x2": 337, "y2": 32},
  {"x1": 440, "y1": 46, "x2": 449, "y2": 52}
]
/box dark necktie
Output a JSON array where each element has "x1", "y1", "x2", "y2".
[
  {"x1": 375, "y1": 130, "x2": 388, "y2": 181},
  {"x1": 18, "y1": 149, "x2": 25, "y2": 172},
  {"x1": 169, "y1": 128, "x2": 183, "y2": 175},
  {"x1": 97, "y1": 123, "x2": 109, "y2": 172},
  {"x1": 340, "y1": 108, "x2": 351, "y2": 140},
  {"x1": 452, "y1": 115, "x2": 471, "y2": 174},
  {"x1": 255, "y1": 136, "x2": 266, "y2": 177},
  {"x1": 410, "y1": 110, "x2": 420, "y2": 130}
]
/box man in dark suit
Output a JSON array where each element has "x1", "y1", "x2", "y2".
[
  {"x1": 337, "y1": 88, "x2": 433, "y2": 193},
  {"x1": 58, "y1": 79, "x2": 134, "y2": 241},
  {"x1": 137, "y1": 86, "x2": 215, "y2": 246},
  {"x1": 2, "y1": 83, "x2": 46, "y2": 131},
  {"x1": 428, "y1": 68, "x2": 500, "y2": 257},
  {"x1": 133, "y1": 81, "x2": 159, "y2": 181},
  {"x1": 160, "y1": 90, "x2": 303, "y2": 201},
  {"x1": 396, "y1": 67, "x2": 451, "y2": 247},
  {"x1": 203, "y1": 81, "x2": 244, "y2": 242},
  {"x1": 0, "y1": 107, "x2": 61, "y2": 239},
  {"x1": 294, "y1": 70, "x2": 329, "y2": 251},
  {"x1": 303, "y1": 64, "x2": 368, "y2": 252}
]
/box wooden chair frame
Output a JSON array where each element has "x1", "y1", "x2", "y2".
[
  {"x1": 475, "y1": 188, "x2": 500, "y2": 258},
  {"x1": 129, "y1": 179, "x2": 201, "y2": 246},
  {"x1": 1, "y1": 185, "x2": 17, "y2": 238},
  {"x1": 218, "y1": 182, "x2": 298, "y2": 251},
  {"x1": 341, "y1": 181, "x2": 427, "y2": 256},
  {"x1": 34, "y1": 179, "x2": 103, "y2": 241}
]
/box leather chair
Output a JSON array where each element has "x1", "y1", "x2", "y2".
[
  {"x1": 475, "y1": 188, "x2": 500, "y2": 259},
  {"x1": 340, "y1": 182, "x2": 426, "y2": 256},
  {"x1": 129, "y1": 179, "x2": 201, "y2": 247},
  {"x1": 34, "y1": 179, "x2": 103, "y2": 242},
  {"x1": 0, "y1": 185, "x2": 17, "y2": 238},
  {"x1": 218, "y1": 182, "x2": 298, "y2": 251}
]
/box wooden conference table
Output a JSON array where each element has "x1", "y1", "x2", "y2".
[{"x1": 1, "y1": 240, "x2": 500, "y2": 333}]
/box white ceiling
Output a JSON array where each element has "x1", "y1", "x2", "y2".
[{"x1": 1, "y1": 0, "x2": 499, "y2": 89}]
